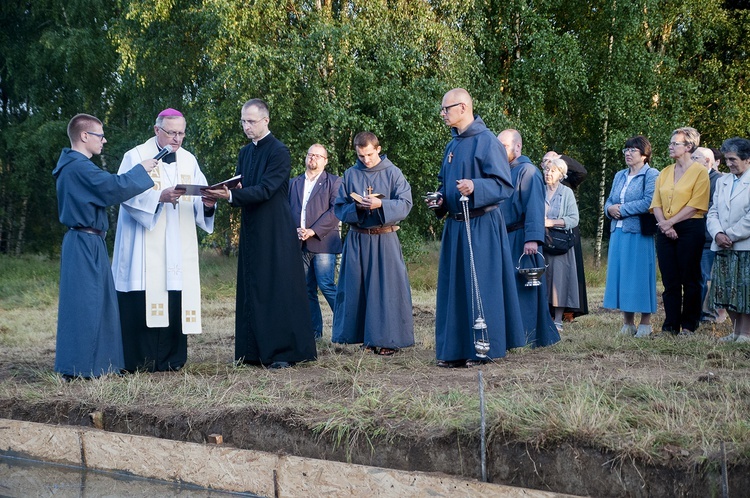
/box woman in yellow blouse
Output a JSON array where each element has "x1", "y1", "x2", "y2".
[{"x1": 650, "y1": 127, "x2": 710, "y2": 335}]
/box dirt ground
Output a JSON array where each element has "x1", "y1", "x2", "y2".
[{"x1": 0, "y1": 296, "x2": 747, "y2": 497}]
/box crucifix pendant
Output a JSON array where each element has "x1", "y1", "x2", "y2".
[
  {"x1": 366, "y1": 186, "x2": 374, "y2": 196},
  {"x1": 448, "y1": 152, "x2": 453, "y2": 163}
]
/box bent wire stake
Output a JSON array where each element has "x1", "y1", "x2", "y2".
[
  {"x1": 479, "y1": 369, "x2": 487, "y2": 483},
  {"x1": 460, "y1": 195, "x2": 490, "y2": 357}
]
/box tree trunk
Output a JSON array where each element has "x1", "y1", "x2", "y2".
[
  {"x1": 595, "y1": 3, "x2": 617, "y2": 268},
  {"x1": 596, "y1": 112, "x2": 609, "y2": 269},
  {"x1": 0, "y1": 184, "x2": 6, "y2": 254},
  {"x1": 14, "y1": 197, "x2": 27, "y2": 256}
]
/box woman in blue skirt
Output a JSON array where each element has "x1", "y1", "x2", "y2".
[{"x1": 603, "y1": 136, "x2": 660, "y2": 337}]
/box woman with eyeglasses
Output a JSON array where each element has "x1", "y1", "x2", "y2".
[
  {"x1": 603, "y1": 136, "x2": 660, "y2": 337},
  {"x1": 650, "y1": 127, "x2": 710, "y2": 336}
]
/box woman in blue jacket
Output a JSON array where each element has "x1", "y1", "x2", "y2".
[{"x1": 604, "y1": 136, "x2": 660, "y2": 338}]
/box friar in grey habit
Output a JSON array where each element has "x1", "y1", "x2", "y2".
[
  {"x1": 332, "y1": 131, "x2": 414, "y2": 355},
  {"x1": 498, "y1": 129, "x2": 560, "y2": 348},
  {"x1": 53, "y1": 113, "x2": 156, "y2": 378}
]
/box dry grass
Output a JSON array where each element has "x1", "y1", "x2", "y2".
[{"x1": 1, "y1": 250, "x2": 750, "y2": 470}]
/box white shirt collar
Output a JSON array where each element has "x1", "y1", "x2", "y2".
[{"x1": 252, "y1": 130, "x2": 271, "y2": 145}]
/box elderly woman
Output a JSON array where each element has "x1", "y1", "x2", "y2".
[
  {"x1": 603, "y1": 136, "x2": 660, "y2": 337},
  {"x1": 651, "y1": 127, "x2": 710, "y2": 336},
  {"x1": 707, "y1": 138, "x2": 750, "y2": 343},
  {"x1": 543, "y1": 158, "x2": 580, "y2": 332}
]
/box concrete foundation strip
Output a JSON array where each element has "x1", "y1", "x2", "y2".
[{"x1": 0, "y1": 418, "x2": 575, "y2": 497}]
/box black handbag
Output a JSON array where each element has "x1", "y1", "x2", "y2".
[
  {"x1": 638, "y1": 175, "x2": 658, "y2": 236},
  {"x1": 639, "y1": 212, "x2": 658, "y2": 236},
  {"x1": 544, "y1": 227, "x2": 575, "y2": 255}
]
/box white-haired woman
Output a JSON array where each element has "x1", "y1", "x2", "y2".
[
  {"x1": 707, "y1": 137, "x2": 750, "y2": 343},
  {"x1": 543, "y1": 158, "x2": 580, "y2": 332}
]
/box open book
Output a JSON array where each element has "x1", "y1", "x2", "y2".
[
  {"x1": 175, "y1": 175, "x2": 242, "y2": 195},
  {"x1": 350, "y1": 192, "x2": 385, "y2": 203}
]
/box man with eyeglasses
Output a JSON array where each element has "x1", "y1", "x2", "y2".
[
  {"x1": 53, "y1": 113, "x2": 157, "y2": 379},
  {"x1": 205, "y1": 98, "x2": 316, "y2": 369},
  {"x1": 289, "y1": 144, "x2": 342, "y2": 340},
  {"x1": 497, "y1": 129, "x2": 560, "y2": 349},
  {"x1": 112, "y1": 108, "x2": 216, "y2": 373},
  {"x1": 430, "y1": 88, "x2": 524, "y2": 368}
]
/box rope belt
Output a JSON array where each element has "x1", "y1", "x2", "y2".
[
  {"x1": 450, "y1": 204, "x2": 498, "y2": 222},
  {"x1": 349, "y1": 225, "x2": 400, "y2": 235}
]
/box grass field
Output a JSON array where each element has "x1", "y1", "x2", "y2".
[{"x1": 0, "y1": 241, "x2": 748, "y2": 477}]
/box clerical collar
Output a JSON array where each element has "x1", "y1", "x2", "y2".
[
  {"x1": 252, "y1": 130, "x2": 271, "y2": 145},
  {"x1": 156, "y1": 142, "x2": 176, "y2": 164}
]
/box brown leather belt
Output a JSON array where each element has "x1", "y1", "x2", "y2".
[
  {"x1": 451, "y1": 204, "x2": 498, "y2": 222},
  {"x1": 350, "y1": 225, "x2": 400, "y2": 235},
  {"x1": 505, "y1": 214, "x2": 526, "y2": 233},
  {"x1": 71, "y1": 226, "x2": 106, "y2": 237}
]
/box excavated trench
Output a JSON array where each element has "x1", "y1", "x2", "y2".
[{"x1": 0, "y1": 399, "x2": 745, "y2": 497}]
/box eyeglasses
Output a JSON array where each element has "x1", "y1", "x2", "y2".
[
  {"x1": 306, "y1": 153, "x2": 327, "y2": 160},
  {"x1": 622, "y1": 148, "x2": 640, "y2": 154},
  {"x1": 240, "y1": 118, "x2": 267, "y2": 127},
  {"x1": 669, "y1": 141, "x2": 687, "y2": 147},
  {"x1": 86, "y1": 131, "x2": 105, "y2": 141},
  {"x1": 159, "y1": 127, "x2": 186, "y2": 138},
  {"x1": 439, "y1": 102, "x2": 463, "y2": 114}
]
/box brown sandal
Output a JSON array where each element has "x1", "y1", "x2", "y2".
[{"x1": 377, "y1": 348, "x2": 397, "y2": 356}]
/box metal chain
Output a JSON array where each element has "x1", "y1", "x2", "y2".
[{"x1": 460, "y1": 196, "x2": 488, "y2": 349}]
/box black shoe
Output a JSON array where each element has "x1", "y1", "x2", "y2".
[
  {"x1": 267, "y1": 361, "x2": 295, "y2": 369},
  {"x1": 436, "y1": 359, "x2": 465, "y2": 368},
  {"x1": 465, "y1": 359, "x2": 489, "y2": 367}
]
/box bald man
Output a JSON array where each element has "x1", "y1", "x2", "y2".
[
  {"x1": 429, "y1": 88, "x2": 524, "y2": 368},
  {"x1": 498, "y1": 129, "x2": 559, "y2": 348}
]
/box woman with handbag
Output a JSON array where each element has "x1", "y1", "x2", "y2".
[
  {"x1": 543, "y1": 158, "x2": 580, "y2": 332},
  {"x1": 603, "y1": 136, "x2": 660, "y2": 337},
  {"x1": 651, "y1": 127, "x2": 710, "y2": 336}
]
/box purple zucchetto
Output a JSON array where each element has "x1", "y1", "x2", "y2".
[{"x1": 157, "y1": 108, "x2": 183, "y2": 118}]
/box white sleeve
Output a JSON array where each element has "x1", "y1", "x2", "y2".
[{"x1": 118, "y1": 148, "x2": 163, "y2": 230}]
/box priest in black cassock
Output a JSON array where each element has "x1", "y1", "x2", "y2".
[{"x1": 205, "y1": 99, "x2": 316, "y2": 369}]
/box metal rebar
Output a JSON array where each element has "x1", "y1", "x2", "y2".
[
  {"x1": 479, "y1": 369, "x2": 487, "y2": 482},
  {"x1": 721, "y1": 441, "x2": 729, "y2": 498}
]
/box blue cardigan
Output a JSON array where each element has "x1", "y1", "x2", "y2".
[{"x1": 604, "y1": 164, "x2": 659, "y2": 234}]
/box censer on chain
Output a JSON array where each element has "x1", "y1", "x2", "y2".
[{"x1": 459, "y1": 195, "x2": 490, "y2": 358}]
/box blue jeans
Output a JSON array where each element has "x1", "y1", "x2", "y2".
[
  {"x1": 700, "y1": 248, "x2": 716, "y2": 316},
  {"x1": 301, "y1": 251, "x2": 337, "y2": 338}
]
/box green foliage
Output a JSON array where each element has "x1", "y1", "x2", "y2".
[{"x1": 3, "y1": 0, "x2": 750, "y2": 254}]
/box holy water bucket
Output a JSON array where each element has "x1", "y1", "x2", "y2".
[{"x1": 516, "y1": 253, "x2": 547, "y2": 287}]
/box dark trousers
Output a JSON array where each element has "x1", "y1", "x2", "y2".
[
  {"x1": 117, "y1": 290, "x2": 188, "y2": 372},
  {"x1": 655, "y1": 218, "x2": 706, "y2": 332}
]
